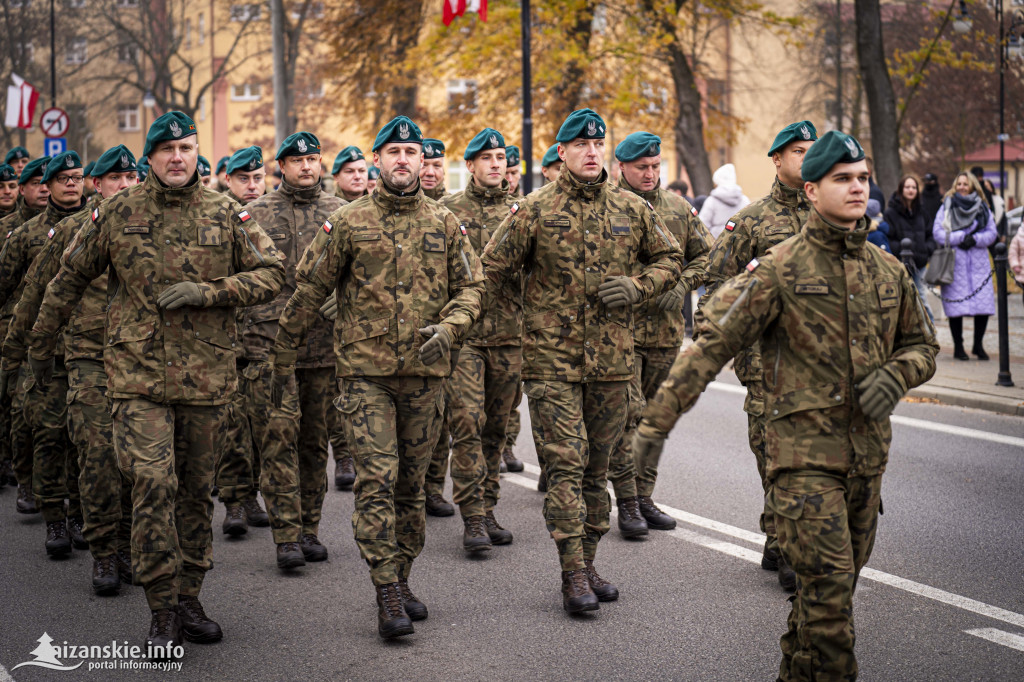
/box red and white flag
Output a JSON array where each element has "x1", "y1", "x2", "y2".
[
  {"x1": 442, "y1": 0, "x2": 487, "y2": 26},
  {"x1": 4, "y1": 74, "x2": 39, "y2": 129}
]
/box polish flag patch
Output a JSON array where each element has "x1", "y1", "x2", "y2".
[
  {"x1": 322, "y1": 220, "x2": 332, "y2": 234},
  {"x1": 47, "y1": 227, "x2": 56, "y2": 239},
  {"x1": 745, "y1": 258, "x2": 760, "y2": 272},
  {"x1": 691, "y1": 206, "x2": 698, "y2": 217},
  {"x1": 460, "y1": 223, "x2": 468, "y2": 236},
  {"x1": 238, "y1": 210, "x2": 251, "y2": 222},
  {"x1": 725, "y1": 220, "x2": 736, "y2": 232},
  {"x1": 510, "y1": 203, "x2": 519, "y2": 215},
  {"x1": 5, "y1": 231, "x2": 11, "y2": 239},
  {"x1": 91, "y1": 208, "x2": 99, "y2": 222}
]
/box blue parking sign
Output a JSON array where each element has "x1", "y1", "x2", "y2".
[{"x1": 44, "y1": 137, "x2": 67, "y2": 156}]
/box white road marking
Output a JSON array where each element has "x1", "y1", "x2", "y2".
[
  {"x1": 964, "y1": 628, "x2": 1024, "y2": 652},
  {"x1": 707, "y1": 382, "x2": 1024, "y2": 448}
]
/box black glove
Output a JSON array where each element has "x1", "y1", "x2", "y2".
[
  {"x1": 656, "y1": 284, "x2": 688, "y2": 312},
  {"x1": 270, "y1": 366, "x2": 293, "y2": 409},
  {"x1": 0, "y1": 367, "x2": 18, "y2": 397},
  {"x1": 597, "y1": 276, "x2": 640, "y2": 308},
  {"x1": 157, "y1": 282, "x2": 204, "y2": 310},
  {"x1": 857, "y1": 367, "x2": 904, "y2": 421},
  {"x1": 319, "y1": 293, "x2": 338, "y2": 321},
  {"x1": 418, "y1": 325, "x2": 451, "y2": 365},
  {"x1": 958, "y1": 233, "x2": 976, "y2": 250},
  {"x1": 29, "y1": 355, "x2": 54, "y2": 387}
]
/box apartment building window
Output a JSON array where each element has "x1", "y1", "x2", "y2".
[
  {"x1": 15, "y1": 42, "x2": 34, "y2": 63},
  {"x1": 230, "y1": 83, "x2": 261, "y2": 101},
  {"x1": 185, "y1": 18, "x2": 192, "y2": 48},
  {"x1": 67, "y1": 0, "x2": 86, "y2": 7},
  {"x1": 198, "y1": 13, "x2": 205, "y2": 45},
  {"x1": 290, "y1": 2, "x2": 324, "y2": 19},
  {"x1": 230, "y1": 3, "x2": 262, "y2": 21},
  {"x1": 447, "y1": 79, "x2": 478, "y2": 114},
  {"x1": 117, "y1": 104, "x2": 140, "y2": 132},
  {"x1": 9, "y1": 0, "x2": 30, "y2": 7},
  {"x1": 66, "y1": 38, "x2": 87, "y2": 64},
  {"x1": 117, "y1": 43, "x2": 138, "y2": 64},
  {"x1": 115, "y1": 0, "x2": 138, "y2": 6},
  {"x1": 199, "y1": 95, "x2": 207, "y2": 122}
]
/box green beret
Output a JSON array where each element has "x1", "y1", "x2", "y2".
[
  {"x1": 800, "y1": 130, "x2": 865, "y2": 183},
  {"x1": 367, "y1": 165, "x2": 380, "y2": 180},
  {"x1": 277, "y1": 132, "x2": 321, "y2": 160},
  {"x1": 92, "y1": 145, "x2": 137, "y2": 177},
  {"x1": 41, "y1": 151, "x2": 82, "y2": 183},
  {"x1": 556, "y1": 108, "x2": 606, "y2": 143},
  {"x1": 464, "y1": 128, "x2": 506, "y2": 161},
  {"x1": 423, "y1": 139, "x2": 445, "y2": 159},
  {"x1": 332, "y1": 146, "x2": 364, "y2": 174},
  {"x1": 615, "y1": 132, "x2": 661, "y2": 162},
  {"x1": 83, "y1": 162, "x2": 95, "y2": 177},
  {"x1": 372, "y1": 116, "x2": 423, "y2": 152},
  {"x1": 137, "y1": 159, "x2": 149, "y2": 182},
  {"x1": 505, "y1": 145, "x2": 520, "y2": 167},
  {"x1": 196, "y1": 155, "x2": 211, "y2": 176},
  {"x1": 0, "y1": 164, "x2": 17, "y2": 182},
  {"x1": 143, "y1": 111, "x2": 197, "y2": 158},
  {"x1": 5, "y1": 146, "x2": 29, "y2": 164},
  {"x1": 19, "y1": 156, "x2": 50, "y2": 184},
  {"x1": 541, "y1": 144, "x2": 560, "y2": 168},
  {"x1": 226, "y1": 146, "x2": 264, "y2": 175},
  {"x1": 216, "y1": 156, "x2": 230, "y2": 174},
  {"x1": 768, "y1": 120, "x2": 818, "y2": 157}
]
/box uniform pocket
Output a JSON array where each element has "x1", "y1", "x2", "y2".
[{"x1": 768, "y1": 478, "x2": 850, "y2": 578}]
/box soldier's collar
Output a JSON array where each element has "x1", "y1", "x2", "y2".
[
  {"x1": 466, "y1": 177, "x2": 511, "y2": 203},
  {"x1": 374, "y1": 177, "x2": 422, "y2": 212},
  {"x1": 772, "y1": 176, "x2": 805, "y2": 208},
  {"x1": 424, "y1": 184, "x2": 447, "y2": 201},
  {"x1": 278, "y1": 178, "x2": 321, "y2": 204},
  {"x1": 803, "y1": 207, "x2": 869, "y2": 253},
  {"x1": 145, "y1": 170, "x2": 203, "y2": 203},
  {"x1": 559, "y1": 167, "x2": 608, "y2": 199},
  {"x1": 617, "y1": 175, "x2": 660, "y2": 203},
  {"x1": 46, "y1": 195, "x2": 87, "y2": 216}
]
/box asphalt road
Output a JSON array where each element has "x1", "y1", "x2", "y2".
[{"x1": 1, "y1": 380, "x2": 1022, "y2": 681}]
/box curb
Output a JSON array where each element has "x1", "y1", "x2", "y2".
[{"x1": 907, "y1": 385, "x2": 1024, "y2": 417}]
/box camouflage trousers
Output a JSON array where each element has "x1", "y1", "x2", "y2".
[
  {"x1": 424, "y1": 404, "x2": 450, "y2": 498},
  {"x1": 329, "y1": 395, "x2": 348, "y2": 463},
  {"x1": 112, "y1": 398, "x2": 225, "y2": 611},
  {"x1": 505, "y1": 381, "x2": 522, "y2": 453},
  {"x1": 524, "y1": 379, "x2": 628, "y2": 571},
  {"x1": 67, "y1": 360, "x2": 132, "y2": 559},
  {"x1": 767, "y1": 471, "x2": 882, "y2": 682},
  {"x1": 338, "y1": 376, "x2": 444, "y2": 586},
  {"x1": 745, "y1": 380, "x2": 777, "y2": 552},
  {"x1": 10, "y1": 365, "x2": 33, "y2": 487},
  {"x1": 24, "y1": 363, "x2": 80, "y2": 523},
  {"x1": 215, "y1": 375, "x2": 260, "y2": 506},
  {"x1": 244, "y1": 362, "x2": 332, "y2": 542},
  {"x1": 608, "y1": 347, "x2": 678, "y2": 499},
  {"x1": 0, "y1": 318, "x2": 11, "y2": 472},
  {"x1": 448, "y1": 345, "x2": 521, "y2": 518}
]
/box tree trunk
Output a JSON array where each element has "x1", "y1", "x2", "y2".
[
  {"x1": 667, "y1": 39, "x2": 713, "y2": 196},
  {"x1": 854, "y1": 0, "x2": 901, "y2": 196},
  {"x1": 549, "y1": 2, "x2": 595, "y2": 121}
]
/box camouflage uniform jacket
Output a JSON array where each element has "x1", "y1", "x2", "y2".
[
  {"x1": 242, "y1": 181, "x2": 345, "y2": 368},
  {"x1": 424, "y1": 184, "x2": 447, "y2": 201},
  {"x1": 0, "y1": 200, "x2": 43, "y2": 320},
  {"x1": 4, "y1": 195, "x2": 107, "y2": 370},
  {"x1": 619, "y1": 178, "x2": 712, "y2": 348},
  {"x1": 642, "y1": 209, "x2": 938, "y2": 478},
  {"x1": 697, "y1": 177, "x2": 809, "y2": 383},
  {"x1": 335, "y1": 186, "x2": 366, "y2": 203},
  {"x1": 272, "y1": 179, "x2": 484, "y2": 379},
  {"x1": 27, "y1": 173, "x2": 286, "y2": 406},
  {"x1": 439, "y1": 178, "x2": 522, "y2": 347},
  {"x1": 481, "y1": 168, "x2": 685, "y2": 383}
]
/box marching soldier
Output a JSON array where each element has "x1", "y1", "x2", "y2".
[
  {"x1": 481, "y1": 109, "x2": 684, "y2": 614},
  {"x1": 540, "y1": 144, "x2": 561, "y2": 184},
  {"x1": 606, "y1": 132, "x2": 712, "y2": 538},
  {"x1": 5, "y1": 147, "x2": 31, "y2": 177},
  {"x1": 438, "y1": 128, "x2": 520, "y2": 554},
  {"x1": 505, "y1": 145, "x2": 522, "y2": 196},
  {"x1": 27, "y1": 111, "x2": 284, "y2": 652},
  {"x1": 634, "y1": 131, "x2": 938, "y2": 682},
  {"x1": 697, "y1": 120, "x2": 818, "y2": 590},
  {"x1": 215, "y1": 155, "x2": 231, "y2": 192},
  {"x1": 1, "y1": 164, "x2": 20, "y2": 217},
  {"x1": 270, "y1": 115, "x2": 483, "y2": 639},
  {"x1": 4, "y1": 144, "x2": 139, "y2": 593},
  {"x1": 225, "y1": 146, "x2": 267, "y2": 204},
  {"x1": 332, "y1": 145, "x2": 368, "y2": 202},
  {"x1": 366, "y1": 165, "x2": 380, "y2": 193},
  {"x1": 198, "y1": 156, "x2": 214, "y2": 188},
  {"x1": 242, "y1": 132, "x2": 345, "y2": 568},
  {"x1": 420, "y1": 139, "x2": 447, "y2": 200}
]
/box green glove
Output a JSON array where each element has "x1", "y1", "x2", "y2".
[
  {"x1": 857, "y1": 367, "x2": 904, "y2": 421},
  {"x1": 29, "y1": 355, "x2": 54, "y2": 387},
  {"x1": 157, "y1": 282, "x2": 204, "y2": 310},
  {"x1": 270, "y1": 365, "x2": 293, "y2": 409},
  {"x1": 418, "y1": 325, "x2": 451, "y2": 365},
  {"x1": 319, "y1": 293, "x2": 338, "y2": 321},
  {"x1": 597, "y1": 276, "x2": 640, "y2": 308},
  {"x1": 656, "y1": 283, "x2": 688, "y2": 312},
  {"x1": 632, "y1": 430, "x2": 666, "y2": 468},
  {"x1": 0, "y1": 367, "x2": 18, "y2": 397}
]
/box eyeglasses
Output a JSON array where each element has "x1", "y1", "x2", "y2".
[{"x1": 54, "y1": 174, "x2": 85, "y2": 185}]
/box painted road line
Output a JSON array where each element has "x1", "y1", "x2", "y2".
[{"x1": 964, "y1": 628, "x2": 1024, "y2": 652}]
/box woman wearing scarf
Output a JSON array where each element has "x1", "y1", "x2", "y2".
[{"x1": 932, "y1": 172, "x2": 998, "y2": 360}]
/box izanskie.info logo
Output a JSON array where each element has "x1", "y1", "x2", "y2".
[{"x1": 11, "y1": 632, "x2": 184, "y2": 673}]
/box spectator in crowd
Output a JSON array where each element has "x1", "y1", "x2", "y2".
[
  {"x1": 866, "y1": 198, "x2": 891, "y2": 253},
  {"x1": 667, "y1": 180, "x2": 691, "y2": 202},
  {"x1": 698, "y1": 163, "x2": 749, "y2": 239},
  {"x1": 885, "y1": 174, "x2": 935, "y2": 321},
  {"x1": 920, "y1": 172, "x2": 943, "y2": 229},
  {"x1": 1010, "y1": 220, "x2": 1024, "y2": 306}
]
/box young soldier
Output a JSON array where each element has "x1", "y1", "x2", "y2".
[
  {"x1": 225, "y1": 146, "x2": 267, "y2": 204},
  {"x1": 0, "y1": 164, "x2": 19, "y2": 216},
  {"x1": 332, "y1": 145, "x2": 368, "y2": 202},
  {"x1": 505, "y1": 145, "x2": 522, "y2": 196},
  {"x1": 5, "y1": 147, "x2": 31, "y2": 177},
  {"x1": 539, "y1": 144, "x2": 561, "y2": 184}
]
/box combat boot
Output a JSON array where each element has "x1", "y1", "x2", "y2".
[
  {"x1": 761, "y1": 540, "x2": 780, "y2": 571},
  {"x1": 462, "y1": 515, "x2": 492, "y2": 553},
  {"x1": 499, "y1": 457, "x2": 507, "y2": 474},
  {"x1": 561, "y1": 569, "x2": 599, "y2": 614},
  {"x1": 242, "y1": 497, "x2": 270, "y2": 527},
  {"x1": 300, "y1": 533, "x2": 328, "y2": 562},
  {"x1": 117, "y1": 548, "x2": 136, "y2": 585},
  {"x1": 335, "y1": 456, "x2": 355, "y2": 490},
  {"x1": 484, "y1": 510, "x2": 513, "y2": 545},
  {"x1": 375, "y1": 582, "x2": 414, "y2": 639},
  {"x1": 45, "y1": 519, "x2": 72, "y2": 558},
  {"x1": 147, "y1": 608, "x2": 182, "y2": 657},
  {"x1": 16, "y1": 484, "x2": 38, "y2": 514},
  {"x1": 276, "y1": 542, "x2": 306, "y2": 569},
  {"x1": 397, "y1": 578, "x2": 428, "y2": 621},
  {"x1": 778, "y1": 554, "x2": 797, "y2": 593},
  {"x1": 501, "y1": 447, "x2": 524, "y2": 472},
  {"x1": 92, "y1": 555, "x2": 121, "y2": 596},
  {"x1": 616, "y1": 496, "x2": 649, "y2": 539},
  {"x1": 68, "y1": 516, "x2": 88, "y2": 549},
  {"x1": 425, "y1": 493, "x2": 455, "y2": 517},
  {"x1": 177, "y1": 595, "x2": 223, "y2": 643},
  {"x1": 638, "y1": 496, "x2": 676, "y2": 530},
  {"x1": 583, "y1": 559, "x2": 619, "y2": 602},
  {"x1": 222, "y1": 503, "x2": 247, "y2": 536}
]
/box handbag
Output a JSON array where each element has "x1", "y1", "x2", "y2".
[{"x1": 924, "y1": 219, "x2": 955, "y2": 286}]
